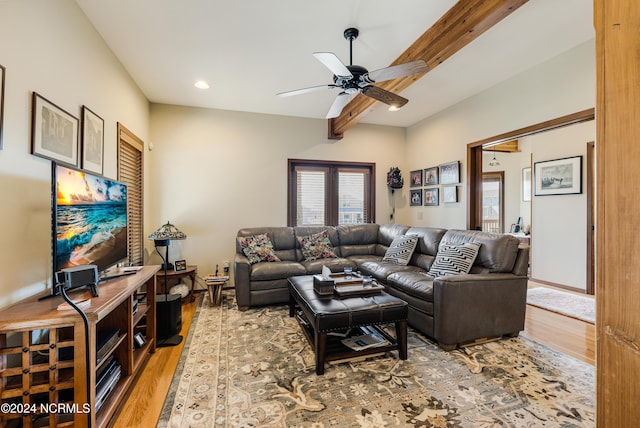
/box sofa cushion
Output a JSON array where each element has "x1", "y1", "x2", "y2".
[
  {"x1": 382, "y1": 235, "x2": 419, "y2": 265},
  {"x1": 428, "y1": 242, "x2": 481, "y2": 277},
  {"x1": 249, "y1": 260, "x2": 306, "y2": 281},
  {"x1": 386, "y1": 271, "x2": 435, "y2": 303},
  {"x1": 237, "y1": 233, "x2": 281, "y2": 264},
  {"x1": 359, "y1": 260, "x2": 426, "y2": 283},
  {"x1": 441, "y1": 230, "x2": 519, "y2": 272},
  {"x1": 301, "y1": 258, "x2": 355, "y2": 275},
  {"x1": 297, "y1": 230, "x2": 338, "y2": 261}
]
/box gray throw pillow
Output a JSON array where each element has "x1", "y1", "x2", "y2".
[
  {"x1": 428, "y1": 242, "x2": 481, "y2": 277},
  {"x1": 383, "y1": 235, "x2": 419, "y2": 266}
]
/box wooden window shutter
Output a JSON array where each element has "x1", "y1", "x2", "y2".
[{"x1": 117, "y1": 123, "x2": 144, "y2": 266}]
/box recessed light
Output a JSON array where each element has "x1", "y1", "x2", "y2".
[{"x1": 194, "y1": 80, "x2": 210, "y2": 89}]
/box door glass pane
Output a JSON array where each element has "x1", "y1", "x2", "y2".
[
  {"x1": 338, "y1": 172, "x2": 365, "y2": 224},
  {"x1": 296, "y1": 170, "x2": 326, "y2": 226},
  {"x1": 482, "y1": 179, "x2": 500, "y2": 232}
]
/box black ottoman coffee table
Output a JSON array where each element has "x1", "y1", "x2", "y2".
[{"x1": 288, "y1": 275, "x2": 408, "y2": 375}]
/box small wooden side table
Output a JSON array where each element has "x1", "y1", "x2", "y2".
[
  {"x1": 205, "y1": 277, "x2": 229, "y2": 306},
  {"x1": 155, "y1": 265, "x2": 198, "y2": 301}
]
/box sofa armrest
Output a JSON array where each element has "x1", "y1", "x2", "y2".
[
  {"x1": 432, "y1": 273, "x2": 528, "y2": 347},
  {"x1": 234, "y1": 253, "x2": 251, "y2": 308}
]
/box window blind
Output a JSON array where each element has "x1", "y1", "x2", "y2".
[{"x1": 117, "y1": 123, "x2": 144, "y2": 266}]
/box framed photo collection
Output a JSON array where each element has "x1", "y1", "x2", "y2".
[{"x1": 410, "y1": 161, "x2": 460, "y2": 207}]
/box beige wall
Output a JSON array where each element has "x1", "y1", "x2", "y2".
[
  {"x1": 0, "y1": 0, "x2": 149, "y2": 309},
  {"x1": 404, "y1": 39, "x2": 595, "y2": 230},
  {"x1": 484, "y1": 121, "x2": 595, "y2": 291},
  {"x1": 402, "y1": 40, "x2": 595, "y2": 289},
  {"x1": 0, "y1": 1, "x2": 596, "y2": 306},
  {"x1": 147, "y1": 104, "x2": 406, "y2": 283}
]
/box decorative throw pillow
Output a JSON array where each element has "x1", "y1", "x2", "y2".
[
  {"x1": 382, "y1": 235, "x2": 419, "y2": 266},
  {"x1": 237, "y1": 233, "x2": 281, "y2": 264},
  {"x1": 428, "y1": 242, "x2": 481, "y2": 277},
  {"x1": 297, "y1": 230, "x2": 338, "y2": 261}
]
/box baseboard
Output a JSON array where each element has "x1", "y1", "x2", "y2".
[{"x1": 529, "y1": 278, "x2": 589, "y2": 295}]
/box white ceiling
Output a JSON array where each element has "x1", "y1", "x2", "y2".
[{"x1": 75, "y1": 0, "x2": 594, "y2": 128}]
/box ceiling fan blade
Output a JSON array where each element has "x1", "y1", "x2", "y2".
[
  {"x1": 326, "y1": 92, "x2": 352, "y2": 119},
  {"x1": 361, "y1": 86, "x2": 408, "y2": 108},
  {"x1": 364, "y1": 60, "x2": 429, "y2": 83},
  {"x1": 313, "y1": 52, "x2": 352, "y2": 78},
  {"x1": 277, "y1": 84, "x2": 337, "y2": 97}
]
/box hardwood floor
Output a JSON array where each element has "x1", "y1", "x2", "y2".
[
  {"x1": 113, "y1": 295, "x2": 199, "y2": 428},
  {"x1": 113, "y1": 289, "x2": 595, "y2": 426}
]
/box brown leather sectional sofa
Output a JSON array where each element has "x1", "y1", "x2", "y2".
[{"x1": 234, "y1": 223, "x2": 529, "y2": 350}]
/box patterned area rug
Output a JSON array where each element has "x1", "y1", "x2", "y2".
[
  {"x1": 158, "y1": 292, "x2": 595, "y2": 427},
  {"x1": 527, "y1": 287, "x2": 596, "y2": 324}
]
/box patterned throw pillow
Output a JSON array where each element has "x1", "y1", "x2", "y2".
[
  {"x1": 428, "y1": 242, "x2": 481, "y2": 277},
  {"x1": 382, "y1": 235, "x2": 419, "y2": 266},
  {"x1": 237, "y1": 233, "x2": 281, "y2": 264},
  {"x1": 297, "y1": 230, "x2": 338, "y2": 261}
]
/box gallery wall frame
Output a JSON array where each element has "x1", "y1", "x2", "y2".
[
  {"x1": 534, "y1": 155, "x2": 582, "y2": 196},
  {"x1": 439, "y1": 160, "x2": 460, "y2": 184},
  {"x1": 442, "y1": 185, "x2": 458, "y2": 203},
  {"x1": 522, "y1": 167, "x2": 532, "y2": 201},
  {"x1": 0, "y1": 64, "x2": 5, "y2": 150},
  {"x1": 410, "y1": 169, "x2": 422, "y2": 187},
  {"x1": 31, "y1": 92, "x2": 78, "y2": 166},
  {"x1": 423, "y1": 166, "x2": 439, "y2": 185},
  {"x1": 410, "y1": 189, "x2": 422, "y2": 206},
  {"x1": 424, "y1": 188, "x2": 439, "y2": 206},
  {"x1": 81, "y1": 105, "x2": 104, "y2": 175}
]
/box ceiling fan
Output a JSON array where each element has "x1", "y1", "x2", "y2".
[{"x1": 277, "y1": 28, "x2": 429, "y2": 119}]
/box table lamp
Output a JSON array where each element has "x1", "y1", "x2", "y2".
[
  {"x1": 149, "y1": 221, "x2": 187, "y2": 347},
  {"x1": 148, "y1": 221, "x2": 187, "y2": 270}
]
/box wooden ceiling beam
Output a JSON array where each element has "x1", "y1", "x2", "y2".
[
  {"x1": 483, "y1": 139, "x2": 520, "y2": 152},
  {"x1": 329, "y1": 0, "x2": 529, "y2": 139}
]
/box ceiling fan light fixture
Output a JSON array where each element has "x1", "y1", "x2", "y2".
[
  {"x1": 388, "y1": 104, "x2": 401, "y2": 112},
  {"x1": 194, "y1": 80, "x2": 210, "y2": 90}
]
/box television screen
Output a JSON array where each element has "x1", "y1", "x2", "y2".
[{"x1": 53, "y1": 163, "x2": 128, "y2": 277}]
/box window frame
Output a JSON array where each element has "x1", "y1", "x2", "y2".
[{"x1": 287, "y1": 159, "x2": 375, "y2": 226}]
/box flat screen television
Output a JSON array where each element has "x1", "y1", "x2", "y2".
[{"x1": 52, "y1": 163, "x2": 128, "y2": 284}]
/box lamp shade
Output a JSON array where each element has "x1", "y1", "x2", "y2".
[{"x1": 148, "y1": 221, "x2": 187, "y2": 241}]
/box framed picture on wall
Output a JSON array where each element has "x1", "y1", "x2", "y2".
[
  {"x1": 534, "y1": 156, "x2": 582, "y2": 196},
  {"x1": 0, "y1": 64, "x2": 5, "y2": 150},
  {"x1": 30, "y1": 92, "x2": 79, "y2": 166},
  {"x1": 522, "y1": 167, "x2": 532, "y2": 201},
  {"x1": 442, "y1": 185, "x2": 458, "y2": 203},
  {"x1": 424, "y1": 188, "x2": 439, "y2": 206},
  {"x1": 439, "y1": 161, "x2": 460, "y2": 184},
  {"x1": 81, "y1": 106, "x2": 104, "y2": 175},
  {"x1": 410, "y1": 189, "x2": 422, "y2": 206},
  {"x1": 410, "y1": 169, "x2": 422, "y2": 187},
  {"x1": 423, "y1": 166, "x2": 439, "y2": 185}
]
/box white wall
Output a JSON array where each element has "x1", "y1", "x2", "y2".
[
  {"x1": 483, "y1": 120, "x2": 595, "y2": 291},
  {"x1": 147, "y1": 104, "x2": 406, "y2": 281},
  {"x1": 0, "y1": 0, "x2": 149, "y2": 309},
  {"x1": 402, "y1": 40, "x2": 595, "y2": 230},
  {"x1": 528, "y1": 122, "x2": 593, "y2": 290}
]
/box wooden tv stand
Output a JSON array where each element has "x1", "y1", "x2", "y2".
[{"x1": 0, "y1": 265, "x2": 160, "y2": 428}]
